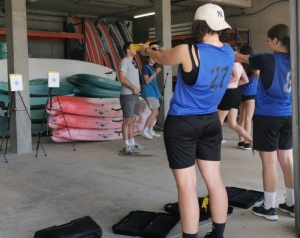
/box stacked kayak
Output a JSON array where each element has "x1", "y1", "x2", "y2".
[
  {"x1": 0, "y1": 80, "x2": 78, "y2": 96},
  {"x1": 67, "y1": 74, "x2": 121, "y2": 98},
  {"x1": 48, "y1": 96, "x2": 151, "y2": 142},
  {"x1": 0, "y1": 79, "x2": 78, "y2": 136}
]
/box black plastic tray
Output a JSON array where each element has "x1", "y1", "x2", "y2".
[
  {"x1": 226, "y1": 187, "x2": 264, "y2": 209},
  {"x1": 112, "y1": 211, "x2": 180, "y2": 238},
  {"x1": 164, "y1": 197, "x2": 233, "y2": 222},
  {"x1": 34, "y1": 216, "x2": 102, "y2": 238}
]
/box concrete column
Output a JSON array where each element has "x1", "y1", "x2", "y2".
[
  {"x1": 290, "y1": 0, "x2": 300, "y2": 234},
  {"x1": 154, "y1": 0, "x2": 172, "y2": 127},
  {"x1": 5, "y1": 0, "x2": 32, "y2": 153}
]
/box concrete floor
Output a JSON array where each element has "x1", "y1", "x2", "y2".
[{"x1": 0, "y1": 124, "x2": 297, "y2": 238}]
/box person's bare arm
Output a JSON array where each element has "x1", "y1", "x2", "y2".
[
  {"x1": 229, "y1": 65, "x2": 239, "y2": 84},
  {"x1": 235, "y1": 53, "x2": 250, "y2": 64},
  {"x1": 238, "y1": 68, "x2": 249, "y2": 86},
  {"x1": 140, "y1": 44, "x2": 189, "y2": 66},
  {"x1": 143, "y1": 67, "x2": 161, "y2": 84},
  {"x1": 119, "y1": 71, "x2": 140, "y2": 94}
]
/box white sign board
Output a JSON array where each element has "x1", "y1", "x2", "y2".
[
  {"x1": 9, "y1": 74, "x2": 23, "y2": 91},
  {"x1": 48, "y1": 71, "x2": 60, "y2": 88}
]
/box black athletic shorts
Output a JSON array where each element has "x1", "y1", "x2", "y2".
[
  {"x1": 241, "y1": 95, "x2": 256, "y2": 102},
  {"x1": 218, "y1": 88, "x2": 241, "y2": 110},
  {"x1": 164, "y1": 112, "x2": 222, "y2": 169},
  {"x1": 253, "y1": 115, "x2": 292, "y2": 151}
]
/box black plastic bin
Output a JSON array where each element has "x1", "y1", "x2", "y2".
[
  {"x1": 226, "y1": 187, "x2": 264, "y2": 209},
  {"x1": 164, "y1": 197, "x2": 233, "y2": 222},
  {"x1": 112, "y1": 211, "x2": 180, "y2": 238},
  {"x1": 34, "y1": 216, "x2": 102, "y2": 238}
]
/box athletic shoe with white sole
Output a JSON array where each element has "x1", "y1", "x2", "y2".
[
  {"x1": 141, "y1": 130, "x2": 153, "y2": 140},
  {"x1": 149, "y1": 130, "x2": 161, "y2": 138},
  {"x1": 238, "y1": 141, "x2": 245, "y2": 148},
  {"x1": 124, "y1": 145, "x2": 132, "y2": 154},
  {"x1": 130, "y1": 143, "x2": 144, "y2": 150},
  {"x1": 279, "y1": 202, "x2": 295, "y2": 217},
  {"x1": 252, "y1": 203, "x2": 278, "y2": 221},
  {"x1": 243, "y1": 143, "x2": 252, "y2": 150}
]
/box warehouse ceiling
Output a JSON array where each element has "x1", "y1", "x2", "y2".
[{"x1": 0, "y1": 0, "x2": 248, "y2": 19}]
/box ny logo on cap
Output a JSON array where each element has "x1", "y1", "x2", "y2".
[{"x1": 217, "y1": 10, "x2": 223, "y2": 18}]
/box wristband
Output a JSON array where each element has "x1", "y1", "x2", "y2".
[{"x1": 158, "y1": 46, "x2": 163, "y2": 52}]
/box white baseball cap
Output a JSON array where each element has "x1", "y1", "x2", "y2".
[{"x1": 194, "y1": 3, "x2": 231, "y2": 31}]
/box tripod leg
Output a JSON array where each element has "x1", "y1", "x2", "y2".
[
  {"x1": 54, "y1": 89, "x2": 76, "y2": 151},
  {"x1": 4, "y1": 92, "x2": 15, "y2": 154},
  {"x1": 34, "y1": 90, "x2": 52, "y2": 157}
]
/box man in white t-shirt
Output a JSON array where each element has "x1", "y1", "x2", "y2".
[{"x1": 119, "y1": 42, "x2": 144, "y2": 154}]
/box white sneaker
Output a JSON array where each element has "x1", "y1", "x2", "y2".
[
  {"x1": 141, "y1": 130, "x2": 153, "y2": 140},
  {"x1": 149, "y1": 130, "x2": 161, "y2": 138},
  {"x1": 130, "y1": 143, "x2": 144, "y2": 150},
  {"x1": 124, "y1": 145, "x2": 132, "y2": 154}
]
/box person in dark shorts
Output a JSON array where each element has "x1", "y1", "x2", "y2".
[
  {"x1": 119, "y1": 42, "x2": 144, "y2": 154},
  {"x1": 235, "y1": 24, "x2": 294, "y2": 221},
  {"x1": 140, "y1": 4, "x2": 234, "y2": 238},
  {"x1": 140, "y1": 56, "x2": 162, "y2": 139},
  {"x1": 218, "y1": 61, "x2": 252, "y2": 148},
  {"x1": 237, "y1": 45, "x2": 259, "y2": 150}
]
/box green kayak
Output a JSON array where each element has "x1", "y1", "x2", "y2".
[
  {"x1": 30, "y1": 82, "x2": 78, "y2": 97},
  {"x1": 0, "y1": 93, "x2": 48, "y2": 110},
  {"x1": 72, "y1": 74, "x2": 121, "y2": 91},
  {"x1": 29, "y1": 79, "x2": 48, "y2": 85},
  {"x1": 66, "y1": 75, "x2": 98, "y2": 88},
  {"x1": 75, "y1": 86, "x2": 120, "y2": 98},
  {"x1": 0, "y1": 81, "x2": 78, "y2": 97}
]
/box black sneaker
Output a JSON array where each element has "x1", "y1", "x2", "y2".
[
  {"x1": 204, "y1": 232, "x2": 213, "y2": 238},
  {"x1": 279, "y1": 202, "x2": 295, "y2": 217},
  {"x1": 252, "y1": 203, "x2": 278, "y2": 221},
  {"x1": 237, "y1": 141, "x2": 245, "y2": 148},
  {"x1": 243, "y1": 143, "x2": 251, "y2": 150},
  {"x1": 204, "y1": 232, "x2": 223, "y2": 238}
]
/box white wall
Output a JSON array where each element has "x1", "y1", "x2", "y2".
[{"x1": 226, "y1": 0, "x2": 290, "y2": 53}]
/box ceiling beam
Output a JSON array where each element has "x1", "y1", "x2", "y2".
[{"x1": 187, "y1": 0, "x2": 252, "y2": 8}]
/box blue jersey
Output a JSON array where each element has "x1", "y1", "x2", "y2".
[
  {"x1": 168, "y1": 43, "x2": 234, "y2": 116},
  {"x1": 141, "y1": 64, "x2": 161, "y2": 98},
  {"x1": 252, "y1": 52, "x2": 291, "y2": 116},
  {"x1": 239, "y1": 75, "x2": 258, "y2": 96}
]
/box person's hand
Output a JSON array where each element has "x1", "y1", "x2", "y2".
[
  {"x1": 149, "y1": 44, "x2": 159, "y2": 51},
  {"x1": 140, "y1": 44, "x2": 150, "y2": 56},
  {"x1": 133, "y1": 87, "x2": 141, "y2": 94},
  {"x1": 155, "y1": 67, "x2": 161, "y2": 74}
]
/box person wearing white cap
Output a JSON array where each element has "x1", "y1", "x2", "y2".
[{"x1": 140, "y1": 3, "x2": 233, "y2": 238}]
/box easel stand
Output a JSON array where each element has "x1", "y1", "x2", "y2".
[
  {"x1": 160, "y1": 72, "x2": 169, "y2": 103},
  {"x1": 35, "y1": 87, "x2": 76, "y2": 157},
  {"x1": 0, "y1": 91, "x2": 43, "y2": 163}
]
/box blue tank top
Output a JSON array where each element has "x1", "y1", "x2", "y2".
[
  {"x1": 141, "y1": 64, "x2": 162, "y2": 98},
  {"x1": 168, "y1": 43, "x2": 234, "y2": 116},
  {"x1": 239, "y1": 75, "x2": 258, "y2": 96},
  {"x1": 254, "y1": 52, "x2": 291, "y2": 116}
]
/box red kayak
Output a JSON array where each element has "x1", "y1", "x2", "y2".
[
  {"x1": 49, "y1": 96, "x2": 121, "y2": 105},
  {"x1": 51, "y1": 125, "x2": 142, "y2": 142}
]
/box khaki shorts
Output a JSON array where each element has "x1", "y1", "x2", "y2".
[{"x1": 144, "y1": 97, "x2": 160, "y2": 109}]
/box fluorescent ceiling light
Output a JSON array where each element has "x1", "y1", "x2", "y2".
[{"x1": 134, "y1": 12, "x2": 155, "y2": 18}]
